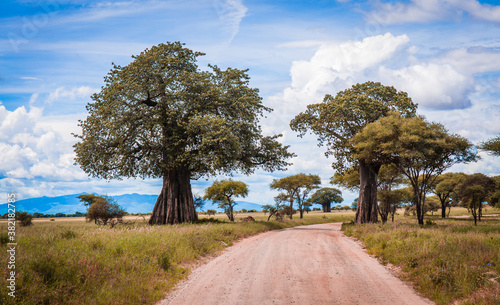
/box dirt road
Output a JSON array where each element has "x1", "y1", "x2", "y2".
[{"x1": 160, "y1": 223, "x2": 434, "y2": 305}]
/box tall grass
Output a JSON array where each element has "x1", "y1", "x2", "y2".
[
  {"x1": 342, "y1": 215, "x2": 500, "y2": 305},
  {"x1": 0, "y1": 212, "x2": 352, "y2": 305}
]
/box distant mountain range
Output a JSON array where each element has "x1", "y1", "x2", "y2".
[{"x1": 0, "y1": 193, "x2": 264, "y2": 215}]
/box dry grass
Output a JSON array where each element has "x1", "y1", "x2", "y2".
[
  {"x1": 0, "y1": 212, "x2": 354, "y2": 305},
  {"x1": 342, "y1": 208, "x2": 500, "y2": 305}
]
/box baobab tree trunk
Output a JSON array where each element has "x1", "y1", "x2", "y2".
[
  {"x1": 355, "y1": 161, "x2": 380, "y2": 224},
  {"x1": 149, "y1": 167, "x2": 198, "y2": 225},
  {"x1": 323, "y1": 204, "x2": 331, "y2": 212}
]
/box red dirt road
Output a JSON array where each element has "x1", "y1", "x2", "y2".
[{"x1": 160, "y1": 223, "x2": 434, "y2": 305}]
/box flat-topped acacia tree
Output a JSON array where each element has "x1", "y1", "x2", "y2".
[{"x1": 74, "y1": 42, "x2": 294, "y2": 225}]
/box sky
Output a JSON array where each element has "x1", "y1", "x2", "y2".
[{"x1": 1, "y1": 0, "x2": 500, "y2": 207}]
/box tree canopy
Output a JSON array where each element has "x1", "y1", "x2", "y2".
[
  {"x1": 270, "y1": 173, "x2": 321, "y2": 219},
  {"x1": 290, "y1": 81, "x2": 417, "y2": 224},
  {"x1": 455, "y1": 173, "x2": 496, "y2": 225},
  {"x1": 308, "y1": 187, "x2": 343, "y2": 212},
  {"x1": 204, "y1": 179, "x2": 248, "y2": 222},
  {"x1": 351, "y1": 112, "x2": 477, "y2": 225},
  {"x1": 74, "y1": 42, "x2": 294, "y2": 224},
  {"x1": 290, "y1": 81, "x2": 417, "y2": 173},
  {"x1": 479, "y1": 135, "x2": 500, "y2": 157},
  {"x1": 433, "y1": 172, "x2": 466, "y2": 218}
]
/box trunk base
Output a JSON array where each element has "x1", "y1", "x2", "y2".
[{"x1": 149, "y1": 168, "x2": 198, "y2": 225}]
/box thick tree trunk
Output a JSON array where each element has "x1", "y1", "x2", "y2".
[
  {"x1": 441, "y1": 201, "x2": 447, "y2": 218},
  {"x1": 149, "y1": 167, "x2": 198, "y2": 225},
  {"x1": 323, "y1": 204, "x2": 331, "y2": 212},
  {"x1": 355, "y1": 161, "x2": 380, "y2": 224}
]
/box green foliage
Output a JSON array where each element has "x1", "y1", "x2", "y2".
[
  {"x1": 479, "y1": 135, "x2": 500, "y2": 157},
  {"x1": 86, "y1": 197, "x2": 127, "y2": 225},
  {"x1": 74, "y1": 41, "x2": 293, "y2": 181},
  {"x1": 204, "y1": 179, "x2": 248, "y2": 221},
  {"x1": 455, "y1": 173, "x2": 496, "y2": 225},
  {"x1": 290, "y1": 81, "x2": 417, "y2": 173},
  {"x1": 270, "y1": 173, "x2": 321, "y2": 219},
  {"x1": 350, "y1": 112, "x2": 477, "y2": 224},
  {"x1": 77, "y1": 194, "x2": 99, "y2": 207},
  {"x1": 16, "y1": 211, "x2": 33, "y2": 227},
  {"x1": 206, "y1": 209, "x2": 216, "y2": 216},
  {"x1": 308, "y1": 187, "x2": 343, "y2": 212},
  {"x1": 433, "y1": 172, "x2": 467, "y2": 217}
]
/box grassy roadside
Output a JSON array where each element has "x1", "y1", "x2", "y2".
[
  {"x1": 342, "y1": 212, "x2": 500, "y2": 305},
  {"x1": 0, "y1": 212, "x2": 353, "y2": 305}
]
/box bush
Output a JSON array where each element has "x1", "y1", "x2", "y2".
[
  {"x1": 86, "y1": 197, "x2": 126, "y2": 225},
  {"x1": 206, "y1": 209, "x2": 216, "y2": 216},
  {"x1": 16, "y1": 211, "x2": 33, "y2": 226}
]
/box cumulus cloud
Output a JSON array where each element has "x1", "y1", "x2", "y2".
[
  {"x1": 366, "y1": 0, "x2": 500, "y2": 24},
  {"x1": 267, "y1": 33, "x2": 500, "y2": 113},
  {"x1": 0, "y1": 105, "x2": 87, "y2": 198}
]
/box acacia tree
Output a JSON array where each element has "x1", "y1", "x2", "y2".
[
  {"x1": 74, "y1": 42, "x2": 293, "y2": 225},
  {"x1": 479, "y1": 135, "x2": 500, "y2": 156},
  {"x1": 270, "y1": 173, "x2": 321, "y2": 219},
  {"x1": 308, "y1": 187, "x2": 343, "y2": 212},
  {"x1": 331, "y1": 164, "x2": 406, "y2": 223},
  {"x1": 433, "y1": 172, "x2": 466, "y2": 218},
  {"x1": 455, "y1": 174, "x2": 496, "y2": 225},
  {"x1": 204, "y1": 179, "x2": 248, "y2": 222},
  {"x1": 377, "y1": 164, "x2": 406, "y2": 223},
  {"x1": 351, "y1": 113, "x2": 477, "y2": 225},
  {"x1": 291, "y1": 82, "x2": 417, "y2": 224}
]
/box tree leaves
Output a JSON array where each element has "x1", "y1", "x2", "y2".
[
  {"x1": 74, "y1": 42, "x2": 294, "y2": 180},
  {"x1": 290, "y1": 81, "x2": 417, "y2": 173}
]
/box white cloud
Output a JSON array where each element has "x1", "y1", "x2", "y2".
[
  {"x1": 47, "y1": 86, "x2": 96, "y2": 104},
  {"x1": 213, "y1": 0, "x2": 248, "y2": 42},
  {"x1": 366, "y1": 0, "x2": 500, "y2": 24},
  {"x1": 379, "y1": 63, "x2": 474, "y2": 109},
  {"x1": 0, "y1": 105, "x2": 88, "y2": 196}
]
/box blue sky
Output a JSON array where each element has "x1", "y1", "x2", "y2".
[{"x1": 1, "y1": 0, "x2": 500, "y2": 206}]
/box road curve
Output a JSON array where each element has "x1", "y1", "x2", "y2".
[{"x1": 159, "y1": 223, "x2": 434, "y2": 305}]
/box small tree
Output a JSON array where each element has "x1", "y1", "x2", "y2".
[
  {"x1": 433, "y1": 172, "x2": 466, "y2": 218},
  {"x1": 206, "y1": 209, "x2": 216, "y2": 217},
  {"x1": 455, "y1": 174, "x2": 496, "y2": 225},
  {"x1": 270, "y1": 173, "x2": 321, "y2": 219},
  {"x1": 16, "y1": 212, "x2": 33, "y2": 227},
  {"x1": 308, "y1": 187, "x2": 343, "y2": 212},
  {"x1": 193, "y1": 195, "x2": 205, "y2": 211},
  {"x1": 204, "y1": 180, "x2": 248, "y2": 222},
  {"x1": 86, "y1": 197, "x2": 127, "y2": 225}
]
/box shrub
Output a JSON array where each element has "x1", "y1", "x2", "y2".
[
  {"x1": 158, "y1": 253, "x2": 171, "y2": 271},
  {"x1": 16, "y1": 211, "x2": 33, "y2": 226},
  {"x1": 0, "y1": 232, "x2": 9, "y2": 245},
  {"x1": 206, "y1": 209, "x2": 216, "y2": 216},
  {"x1": 86, "y1": 197, "x2": 126, "y2": 225}
]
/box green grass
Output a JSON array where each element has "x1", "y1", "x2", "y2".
[
  {"x1": 0, "y1": 212, "x2": 353, "y2": 305},
  {"x1": 342, "y1": 211, "x2": 500, "y2": 305}
]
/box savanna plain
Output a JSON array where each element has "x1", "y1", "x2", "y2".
[{"x1": 1, "y1": 208, "x2": 499, "y2": 305}]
